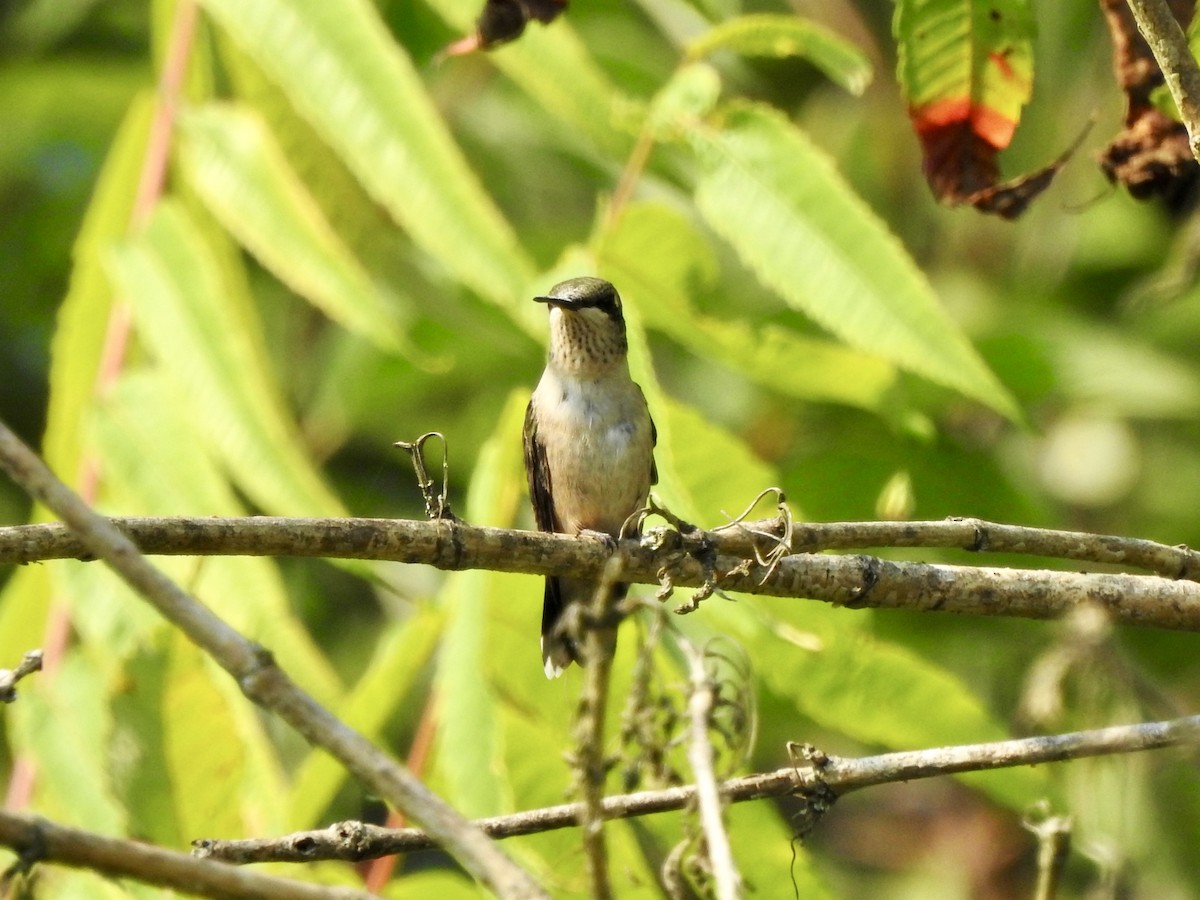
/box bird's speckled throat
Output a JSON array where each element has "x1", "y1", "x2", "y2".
[{"x1": 546, "y1": 305, "x2": 629, "y2": 377}]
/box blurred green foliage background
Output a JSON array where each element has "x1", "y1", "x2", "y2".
[{"x1": 1, "y1": 0, "x2": 1199, "y2": 897}]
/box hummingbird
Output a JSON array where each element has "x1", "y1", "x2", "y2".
[{"x1": 524, "y1": 277, "x2": 657, "y2": 678}]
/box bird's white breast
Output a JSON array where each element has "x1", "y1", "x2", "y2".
[{"x1": 532, "y1": 367, "x2": 654, "y2": 535}]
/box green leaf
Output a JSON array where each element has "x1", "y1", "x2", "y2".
[
  {"x1": 106, "y1": 200, "x2": 344, "y2": 516},
  {"x1": 688, "y1": 13, "x2": 873, "y2": 95},
  {"x1": 11, "y1": 654, "x2": 125, "y2": 835},
  {"x1": 895, "y1": 0, "x2": 1034, "y2": 149},
  {"x1": 386, "y1": 871, "x2": 480, "y2": 899},
  {"x1": 289, "y1": 608, "x2": 444, "y2": 826},
  {"x1": 41, "y1": 91, "x2": 153, "y2": 488},
  {"x1": 713, "y1": 598, "x2": 1047, "y2": 811},
  {"x1": 600, "y1": 202, "x2": 898, "y2": 411},
  {"x1": 433, "y1": 391, "x2": 530, "y2": 817},
  {"x1": 29, "y1": 870, "x2": 149, "y2": 900},
  {"x1": 435, "y1": 566, "x2": 511, "y2": 817},
  {"x1": 661, "y1": 398, "x2": 782, "y2": 524},
  {"x1": 0, "y1": 93, "x2": 152, "y2": 691},
  {"x1": 161, "y1": 636, "x2": 248, "y2": 839},
  {"x1": 177, "y1": 104, "x2": 417, "y2": 355},
  {"x1": 1050, "y1": 321, "x2": 1200, "y2": 419},
  {"x1": 52, "y1": 563, "x2": 163, "y2": 672},
  {"x1": 727, "y1": 801, "x2": 833, "y2": 898},
  {"x1": 110, "y1": 644, "x2": 181, "y2": 847},
  {"x1": 92, "y1": 370, "x2": 344, "y2": 705},
  {"x1": 196, "y1": 0, "x2": 534, "y2": 308},
  {"x1": 215, "y1": 38, "x2": 398, "y2": 272},
  {"x1": 690, "y1": 102, "x2": 1019, "y2": 419},
  {"x1": 0, "y1": 567, "x2": 52, "y2": 672}
]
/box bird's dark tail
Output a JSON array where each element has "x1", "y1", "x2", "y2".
[{"x1": 540, "y1": 576, "x2": 623, "y2": 678}]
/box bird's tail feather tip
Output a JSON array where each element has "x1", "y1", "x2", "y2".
[{"x1": 540, "y1": 636, "x2": 571, "y2": 679}]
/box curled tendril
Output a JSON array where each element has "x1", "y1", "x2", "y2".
[
  {"x1": 394, "y1": 432, "x2": 455, "y2": 521},
  {"x1": 713, "y1": 486, "x2": 795, "y2": 583}
]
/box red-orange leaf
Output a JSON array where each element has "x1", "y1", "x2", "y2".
[{"x1": 895, "y1": 0, "x2": 1054, "y2": 216}]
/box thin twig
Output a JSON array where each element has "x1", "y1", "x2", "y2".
[
  {"x1": 1126, "y1": 0, "x2": 1200, "y2": 162},
  {"x1": 0, "y1": 419, "x2": 546, "y2": 900},
  {"x1": 0, "y1": 810, "x2": 377, "y2": 900},
  {"x1": 571, "y1": 555, "x2": 626, "y2": 900},
  {"x1": 1025, "y1": 806, "x2": 1072, "y2": 900},
  {"x1": 0, "y1": 650, "x2": 43, "y2": 704},
  {"x1": 681, "y1": 642, "x2": 740, "y2": 899},
  {"x1": 660, "y1": 839, "x2": 690, "y2": 900},
  {"x1": 197, "y1": 714, "x2": 1200, "y2": 863},
  {"x1": 781, "y1": 517, "x2": 1200, "y2": 579},
  {"x1": 5, "y1": 515, "x2": 1200, "y2": 631},
  {"x1": 394, "y1": 432, "x2": 456, "y2": 521}
]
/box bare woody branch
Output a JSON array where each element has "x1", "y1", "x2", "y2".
[
  {"x1": 681, "y1": 642, "x2": 740, "y2": 900},
  {"x1": 0, "y1": 650, "x2": 43, "y2": 703},
  {"x1": 0, "y1": 421, "x2": 547, "y2": 900},
  {"x1": 571, "y1": 556, "x2": 628, "y2": 900},
  {"x1": 8, "y1": 514, "x2": 1200, "y2": 579},
  {"x1": 0, "y1": 811, "x2": 377, "y2": 900},
  {"x1": 195, "y1": 714, "x2": 1200, "y2": 865},
  {"x1": 4, "y1": 515, "x2": 1200, "y2": 631}
]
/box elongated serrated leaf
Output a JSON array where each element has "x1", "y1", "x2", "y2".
[
  {"x1": 434, "y1": 392, "x2": 530, "y2": 817},
  {"x1": 196, "y1": 0, "x2": 534, "y2": 308},
  {"x1": 110, "y1": 645, "x2": 181, "y2": 848},
  {"x1": 205, "y1": 662, "x2": 292, "y2": 835},
  {"x1": 0, "y1": 567, "x2": 51, "y2": 669},
  {"x1": 54, "y1": 563, "x2": 164, "y2": 670},
  {"x1": 690, "y1": 102, "x2": 1019, "y2": 418},
  {"x1": 711, "y1": 597, "x2": 1046, "y2": 810},
  {"x1": 11, "y1": 655, "x2": 126, "y2": 835},
  {"x1": 11, "y1": 96, "x2": 152, "y2": 679},
  {"x1": 662, "y1": 398, "x2": 782, "y2": 524},
  {"x1": 162, "y1": 636, "x2": 247, "y2": 838},
  {"x1": 436, "y1": 566, "x2": 509, "y2": 817},
  {"x1": 41, "y1": 92, "x2": 153, "y2": 489},
  {"x1": 107, "y1": 200, "x2": 344, "y2": 516},
  {"x1": 215, "y1": 38, "x2": 397, "y2": 269},
  {"x1": 600, "y1": 202, "x2": 897, "y2": 411},
  {"x1": 178, "y1": 104, "x2": 411, "y2": 353},
  {"x1": 93, "y1": 370, "x2": 344, "y2": 706},
  {"x1": 895, "y1": 0, "x2": 1034, "y2": 149},
  {"x1": 289, "y1": 608, "x2": 443, "y2": 826},
  {"x1": 688, "y1": 13, "x2": 873, "y2": 95}
]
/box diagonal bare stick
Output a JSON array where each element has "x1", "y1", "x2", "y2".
[{"x1": 0, "y1": 418, "x2": 546, "y2": 900}]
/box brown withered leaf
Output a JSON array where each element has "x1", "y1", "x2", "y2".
[
  {"x1": 913, "y1": 107, "x2": 1003, "y2": 201},
  {"x1": 965, "y1": 119, "x2": 1094, "y2": 220},
  {"x1": 441, "y1": 0, "x2": 568, "y2": 57},
  {"x1": 1097, "y1": 0, "x2": 1198, "y2": 210},
  {"x1": 912, "y1": 99, "x2": 1085, "y2": 219}
]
